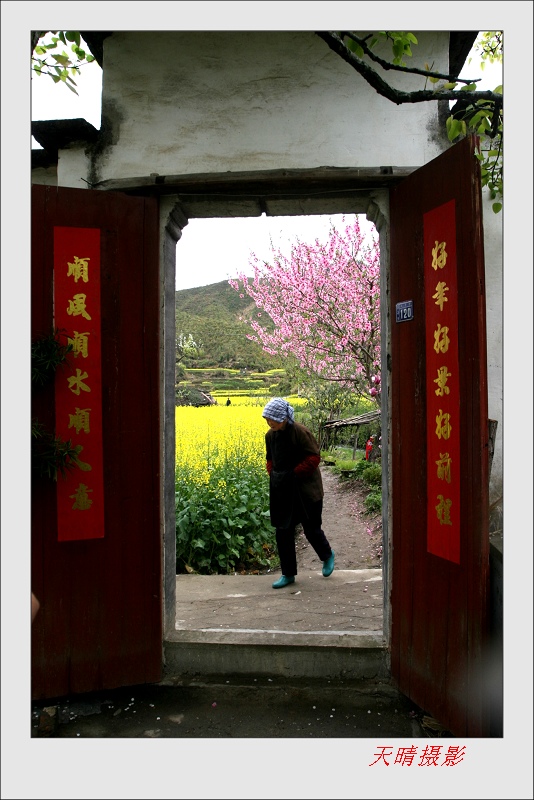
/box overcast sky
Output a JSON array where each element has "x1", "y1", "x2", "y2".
[{"x1": 30, "y1": 30, "x2": 502, "y2": 291}]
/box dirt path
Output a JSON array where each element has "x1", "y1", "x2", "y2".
[{"x1": 295, "y1": 465, "x2": 383, "y2": 572}]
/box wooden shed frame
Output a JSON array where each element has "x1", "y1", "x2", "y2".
[{"x1": 320, "y1": 409, "x2": 381, "y2": 453}]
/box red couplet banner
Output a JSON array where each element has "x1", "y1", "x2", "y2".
[
  {"x1": 423, "y1": 201, "x2": 461, "y2": 564},
  {"x1": 54, "y1": 227, "x2": 105, "y2": 541}
]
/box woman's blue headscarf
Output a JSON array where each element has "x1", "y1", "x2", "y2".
[{"x1": 262, "y1": 397, "x2": 295, "y2": 425}]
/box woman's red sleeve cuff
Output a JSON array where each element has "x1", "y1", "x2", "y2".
[{"x1": 294, "y1": 454, "x2": 320, "y2": 476}]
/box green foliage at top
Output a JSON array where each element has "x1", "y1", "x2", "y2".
[
  {"x1": 345, "y1": 30, "x2": 418, "y2": 65},
  {"x1": 341, "y1": 30, "x2": 503, "y2": 212},
  {"x1": 431, "y1": 31, "x2": 503, "y2": 213},
  {"x1": 32, "y1": 31, "x2": 96, "y2": 95},
  {"x1": 448, "y1": 32, "x2": 503, "y2": 213}
]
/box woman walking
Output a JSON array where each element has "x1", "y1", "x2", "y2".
[{"x1": 262, "y1": 398, "x2": 335, "y2": 588}]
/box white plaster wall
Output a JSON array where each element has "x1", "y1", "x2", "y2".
[
  {"x1": 97, "y1": 31, "x2": 449, "y2": 182},
  {"x1": 57, "y1": 147, "x2": 92, "y2": 189},
  {"x1": 481, "y1": 191, "x2": 503, "y2": 507},
  {"x1": 31, "y1": 164, "x2": 57, "y2": 185}
]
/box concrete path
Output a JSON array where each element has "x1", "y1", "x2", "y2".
[
  {"x1": 167, "y1": 568, "x2": 386, "y2": 682},
  {"x1": 174, "y1": 567, "x2": 384, "y2": 635}
]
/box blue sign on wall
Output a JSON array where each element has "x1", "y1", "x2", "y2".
[{"x1": 396, "y1": 300, "x2": 414, "y2": 323}]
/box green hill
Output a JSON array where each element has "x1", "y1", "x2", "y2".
[
  {"x1": 175, "y1": 279, "x2": 255, "y2": 318},
  {"x1": 175, "y1": 280, "x2": 290, "y2": 401}
]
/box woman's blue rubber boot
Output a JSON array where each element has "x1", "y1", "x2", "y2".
[
  {"x1": 322, "y1": 550, "x2": 335, "y2": 577},
  {"x1": 272, "y1": 575, "x2": 295, "y2": 589}
]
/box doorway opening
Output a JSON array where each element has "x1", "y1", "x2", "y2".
[{"x1": 162, "y1": 193, "x2": 391, "y2": 654}]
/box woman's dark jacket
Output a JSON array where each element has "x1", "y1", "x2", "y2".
[{"x1": 265, "y1": 421, "x2": 323, "y2": 528}]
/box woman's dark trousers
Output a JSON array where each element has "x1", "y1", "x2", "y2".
[{"x1": 275, "y1": 499, "x2": 332, "y2": 577}]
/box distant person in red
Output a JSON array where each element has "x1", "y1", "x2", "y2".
[{"x1": 365, "y1": 435, "x2": 375, "y2": 461}]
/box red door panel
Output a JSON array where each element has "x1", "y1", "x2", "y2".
[
  {"x1": 31, "y1": 185, "x2": 162, "y2": 699},
  {"x1": 389, "y1": 137, "x2": 490, "y2": 736}
]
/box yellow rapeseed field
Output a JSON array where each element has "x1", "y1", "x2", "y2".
[
  {"x1": 175, "y1": 397, "x2": 308, "y2": 483},
  {"x1": 174, "y1": 397, "x2": 309, "y2": 573},
  {"x1": 175, "y1": 405, "x2": 267, "y2": 484}
]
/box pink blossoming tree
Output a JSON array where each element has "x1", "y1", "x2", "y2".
[{"x1": 229, "y1": 216, "x2": 381, "y2": 403}]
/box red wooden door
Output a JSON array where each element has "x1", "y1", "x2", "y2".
[
  {"x1": 389, "y1": 137, "x2": 491, "y2": 736},
  {"x1": 31, "y1": 185, "x2": 162, "y2": 700}
]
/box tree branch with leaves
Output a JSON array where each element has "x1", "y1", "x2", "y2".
[
  {"x1": 31, "y1": 30, "x2": 95, "y2": 95},
  {"x1": 316, "y1": 31, "x2": 503, "y2": 212}
]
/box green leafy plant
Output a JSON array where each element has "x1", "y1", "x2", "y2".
[
  {"x1": 332, "y1": 459, "x2": 358, "y2": 475},
  {"x1": 352, "y1": 458, "x2": 373, "y2": 478},
  {"x1": 361, "y1": 463, "x2": 382, "y2": 489},
  {"x1": 447, "y1": 31, "x2": 503, "y2": 213},
  {"x1": 175, "y1": 461, "x2": 276, "y2": 575},
  {"x1": 32, "y1": 31, "x2": 96, "y2": 95},
  {"x1": 31, "y1": 420, "x2": 82, "y2": 481},
  {"x1": 364, "y1": 490, "x2": 382, "y2": 514},
  {"x1": 324, "y1": 452, "x2": 382, "y2": 514},
  {"x1": 31, "y1": 329, "x2": 73, "y2": 387},
  {"x1": 31, "y1": 329, "x2": 81, "y2": 480}
]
